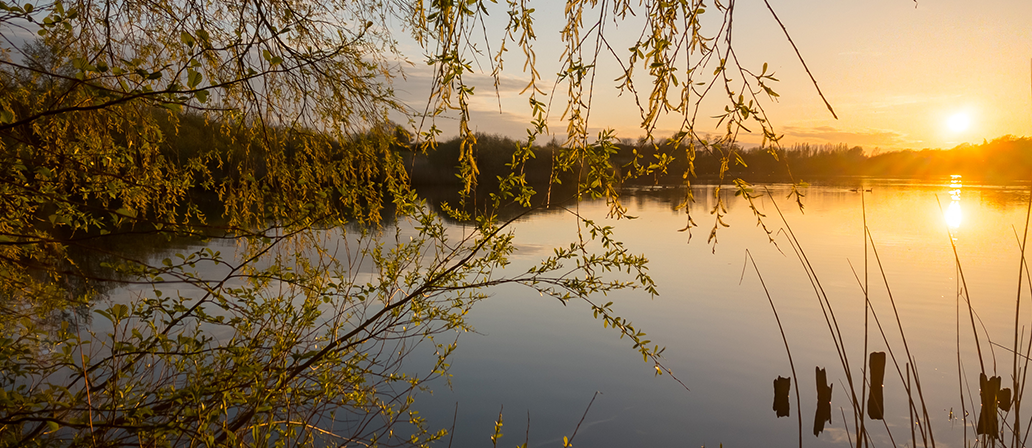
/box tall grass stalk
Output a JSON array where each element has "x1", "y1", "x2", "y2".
[
  {"x1": 867, "y1": 232, "x2": 935, "y2": 447},
  {"x1": 909, "y1": 364, "x2": 916, "y2": 448},
  {"x1": 842, "y1": 199, "x2": 937, "y2": 446},
  {"x1": 767, "y1": 186, "x2": 952, "y2": 448},
  {"x1": 857, "y1": 193, "x2": 871, "y2": 448},
  {"x1": 758, "y1": 181, "x2": 1032, "y2": 448},
  {"x1": 938, "y1": 196, "x2": 988, "y2": 377},
  {"x1": 958, "y1": 257, "x2": 969, "y2": 446},
  {"x1": 937, "y1": 194, "x2": 1009, "y2": 447},
  {"x1": 1013, "y1": 180, "x2": 1032, "y2": 447},
  {"x1": 766, "y1": 188, "x2": 867, "y2": 443},
  {"x1": 743, "y1": 250, "x2": 802, "y2": 448}
]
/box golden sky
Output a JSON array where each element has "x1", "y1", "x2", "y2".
[{"x1": 397, "y1": 0, "x2": 1032, "y2": 151}]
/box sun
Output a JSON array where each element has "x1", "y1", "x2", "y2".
[{"x1": 947, "y1": 112, "x2": 971, "y2": 133}]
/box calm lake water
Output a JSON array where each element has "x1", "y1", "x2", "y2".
[
  {"x1": 407, "y1": 178, "x2": 1032, "y2": 447},
  {"x1": 85, "y1": 177, "x2": 1032, "y2": 447}
]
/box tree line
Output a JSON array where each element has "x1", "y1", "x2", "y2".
[{"x1": 405, "y1": 134, "x2": 1032, "y2": 188}]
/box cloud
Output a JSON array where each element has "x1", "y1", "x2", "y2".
[
  {"x1": 393, "y1": 62, "x2": 543, "y2": 103},
  {"x1": 836, "y1": 51, "x2": 884, "y2": 57},
  {"x1": 389, "y1": 61, "x2": 567, "y2": 138},
  {"x1": 828, "y1": 91, "x2": 963, "y2": 112},
  {"x1": 781, "y1": 125, "x2": 917, "y2": 149},
  {"x1": 393, "y1": 63, "x2": 651, "y2": 143}
]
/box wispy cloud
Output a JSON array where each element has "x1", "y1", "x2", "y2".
[
  {"x1": 393, "y1": 62, "x2": 543, "y2": 103},
  {"x1": 836, "y1": 51, "x2": 884, "y2": 57},
  {"x1": 782, "y1": 125, "x2": 919, "y2": 149}
]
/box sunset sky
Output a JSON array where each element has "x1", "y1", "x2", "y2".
[{"x1": 395, "y1": 0, "x2": 1032, "y2": 151}]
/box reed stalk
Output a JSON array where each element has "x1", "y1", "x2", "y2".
[{"x1": 743, "y1": 250, "x2": 802, "y2": 448}]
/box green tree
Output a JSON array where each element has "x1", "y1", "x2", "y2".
[{"x1": 0, "y1": 0, "x2": 809, "y2": 445}]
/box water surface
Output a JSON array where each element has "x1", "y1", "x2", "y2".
[{"x1": 413, "y1": 178, "x2": 1032, "y2": 447}]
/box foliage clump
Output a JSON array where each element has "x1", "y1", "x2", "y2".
[{"x1": 0, "y1": 0, "x2": 807, "y2": 445}]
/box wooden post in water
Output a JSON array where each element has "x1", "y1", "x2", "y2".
[
  {"x1": 867, "y1": 352, "x2": 886, "y2": 420},
  {"x1": 813, "y1": 366, "x2": 833, "y2": 436},
  {"x1": 977, "y1": 373, "x2": 1001, "y2": 438},
  {"x1": 774, "y1": 376, "x2": 791, "y2": 418}
]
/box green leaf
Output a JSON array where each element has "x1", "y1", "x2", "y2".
[
  {"x1": 112, "y1": 304, "x2": 129, "y2": 320},
  {"x1": 95, "y1": 308, "x2": 113, "y2": 323},
  {"x1": 187, "y1": 69, "x2": 202, "y2": 89}
]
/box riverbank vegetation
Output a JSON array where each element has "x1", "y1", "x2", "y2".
[
  {"x1": 0, "y1": 0, "x2": 728, "y2": 445},
  {"x1": 404, "y1": 133, "x2": 1032, "y2": 188},
  {"x1": 3, "y1": 0, "x2": 1026, "y2": 446}
]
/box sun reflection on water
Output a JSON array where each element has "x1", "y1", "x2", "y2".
[
  {"x1": 945, "y1": 175, "x2": 963, "y2": 230},
  {"x1": 945, "y1": 201, "x2": 962, "y2": 229}
]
